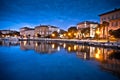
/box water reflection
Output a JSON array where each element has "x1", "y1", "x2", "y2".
[
  {"x1": 19, "y1": 41, "x2": 120, "y2": 77},
  {"x1": 20, "y1": 41, "x2": 59, "y2": 54},
  {"x1": 0, "y1": 40, "x2": 120, "y2": 78},
  {"x1": 0, "y1": 40, "x2": 19, "y2": 46}
]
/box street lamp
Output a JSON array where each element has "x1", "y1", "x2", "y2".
[
  {"x1": 68, "y1": 32, "x2": 71, "y2": 36},
  {"x1": 96, "y1": 29, "x2": 100, "y2": 40},
  {"x1": 96, "y1": 30, "x2": 100, "y2": 35},
  {"x1": 52, "y1": 33, "x2": 55, "y2": 37}
]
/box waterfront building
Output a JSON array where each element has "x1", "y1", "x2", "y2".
[
  {"x1": 0, "y1": 30, "x2": 20, "y2": 38},
  {"x1": 76, "y1": 21, "x2": 98, "y2": 39},
  {"x1": 20, "y1": 27, "x2": 34, "y2": 39},
  {"x1": 34, "y1": 25, "x2": 59, "y2": 38},
  {"x1": 99, "y1": 8, "x2": 120, "y2": 30},
  {"x1": 99, "y1": 8, "x2": 120, "y2": 38}
]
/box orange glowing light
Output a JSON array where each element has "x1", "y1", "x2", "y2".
[
  {"x1": 68, "y1": 33, "x2": 71, "y2": 36},
  {"x1": 52, "y1": 33, "x2": 55, "y2": 37},
  {"x1": 68, "y1": 47, "x2": 71, "y2": 51},
  {"x1": 74, "y1": 45, "x2": 77, "y2": 50},
  {"x1": 95, "y1": 53, "x2": 100, "y2": 59},
  {"x1": 96, "y1": 30, "x2": 100, "y2": 34},
  {"x1": 74, "y1": 33, "x2": 77, "y2": 36}
]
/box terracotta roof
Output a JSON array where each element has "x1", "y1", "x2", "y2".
[
  {"x1": 35, "y1": 25, "x2": 49, "y2": 28},
  {"x1": 99, "y1": 8, "x2": 120, "y2": 16},
  {"x1": 20, "y1": 27, "x2": 30, "y2": 29},
  {"x1": 50, "y1": 26, "x2": 58, "y2": 28}
]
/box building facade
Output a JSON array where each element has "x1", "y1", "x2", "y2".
[
  {"x1": 76, "y1": 21, "x2": 98, "y2": 39},
  {"x1": 20, "y1": 27, "x2": 35, "y2": 39},
  {"x1": 99, "y1": 8, "x2": 120, "y2": 38},
  {"x1": 99, "y1": 8, "x2": 120, "y2": 30},
  {"x1": 34, "y1": 25, "x2": 59, "y2": 38},
  {"x1": 0, "y1": 30, "x2": 19, "y2": 38},
  {"x1": 35, "y1": 25, "x2": 49, "y2": 38}
]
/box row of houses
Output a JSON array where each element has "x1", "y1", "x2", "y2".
[
  {"x1": 20, "y1": 8, "x2": 120, "y2": 39},
  {"x1": 20, "y1": 22, "x2": 99, "y2": 39},
  {"x1": 76, "y1": 8, "x2": 120, "y2": 39},
  {"x1": 0, "y1": 30, "x2": 20, "y2": 38},
  {"x1": 1, "y1": 8, "x2": 120, "y2": 39}
]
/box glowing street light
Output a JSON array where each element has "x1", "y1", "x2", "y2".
[
  {"x1": 96, "y1": 30, "x2": 100, "y2": 35},
  {"x1": 74, "y1": 33, "x2": 77, "y2": 36},
  {"x1": 68, "y1": 32, "x2": 71, "y2": 36},
  {"x1": 52, "y1": 33, "x2": 55, "y2": 37}
]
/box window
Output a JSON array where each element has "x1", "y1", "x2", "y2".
[
  {"x1": 116, "y1": 21, "x2": 118, "y2": 26},
  {"x1": 108, "y1": 16, "x2": 110, "y2": 20},
  {"x1": 112, "y1": 15, "x2": 114, "y2": 19},
  {"x1": 111, "y1": 22, "x2": 114, "y2": 26},
  {"x1": 104, "y1": 17, "x2": 106, "y2": 20}
]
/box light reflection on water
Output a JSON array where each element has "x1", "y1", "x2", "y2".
[{"x1": 0, "y1": 40, "x2": 120, "y2": 80}]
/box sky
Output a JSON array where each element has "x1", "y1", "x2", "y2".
[{"x1": 0, "y1": 0, "x2": 120, "y2": 31}]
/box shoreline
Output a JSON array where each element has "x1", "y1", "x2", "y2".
[{"x1": 19, "y1": 38, "x2": 120, "y2": 49}]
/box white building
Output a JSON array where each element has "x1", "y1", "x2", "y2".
[
  {"x1": 20, "y1": 27, "x2": 35, "y2": 39},
  {"x1": 77, "y1": 21, "x2": 98, "y2": 39},
  {"x1": 34, "y1": 25, "x2": 59, "y2": 38}
]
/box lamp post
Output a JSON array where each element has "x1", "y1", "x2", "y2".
[
  {"x1": 52, "y1": 33, "x2": 55, "y2": 38},
  {"x1": 96, "y1": 29, "x2": 100, "y2": 41}
]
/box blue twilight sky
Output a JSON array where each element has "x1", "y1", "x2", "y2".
[{"x1": 0, "y1": 0, "x2": 120, "y2": 31}]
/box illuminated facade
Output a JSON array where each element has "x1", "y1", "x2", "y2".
[
  {"x1": 99, "y1": 8, "x2": 120, "y2": 38},
  {"x1": 35, "y1": 25, "x2": 49, "y2": 38},
  {"x1": 76, "y1": 21, "x2": 98, "y2": 39},
  {"x1": 35, "y1": 25, "x2": 59, "y2": 38},
  {"x1": 0, "y1": 30, "x2": 19, "y2": 38},
  {"x1": 20, "y1": 27, "x2": 34, "y2": 39}
]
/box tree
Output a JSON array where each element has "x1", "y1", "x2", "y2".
[
  {"x1": 109, "y1": 28, "x2": 120, "y2": 38},
  {"x1": 84, "y1": 27, "x2": 90, "y2": 37},
  {"x1": 51, "y1": 31, "x2": 59, "y2": 38},
  {"x1": 67, "y1": 27, "x2": 78, "y2": 39},
  {"x1": 80, "y1": 27, "x2": 90, "y2": 38},
  {"x1": 102, "y1": 21, "x2": 109, "y2": 39},
  {"x1": 68, "y1": 27, "x2": 77, "y2": 32},
  {"x1": 61, "y1": 31, "x2": 67, "y2": 38}
]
